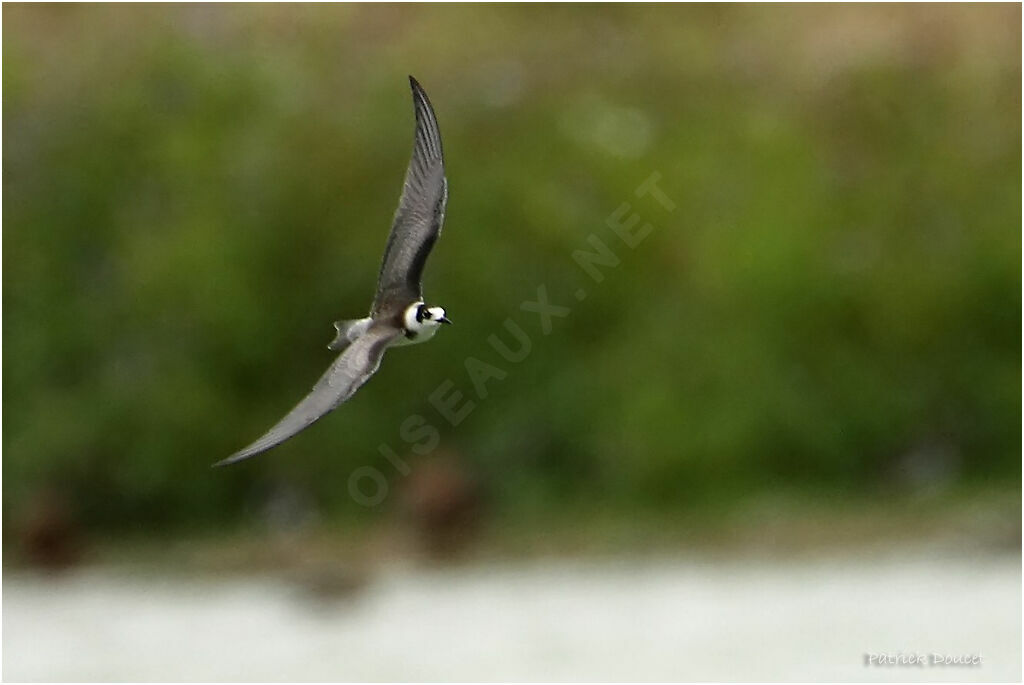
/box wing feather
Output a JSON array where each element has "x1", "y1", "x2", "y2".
[
  {"x1": 215, "y1": 325, "x2": 402, "y2": 466},
  {"x1": 372, "y1": 76, "x2": 447, "y2": 315}
]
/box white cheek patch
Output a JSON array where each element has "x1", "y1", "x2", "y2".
[{"x1": 403, "y1": 303, "x2": 425, "y2": 331}]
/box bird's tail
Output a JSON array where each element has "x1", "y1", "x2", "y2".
[{"x1": 328, "y1": 319, "x2": 366, "y2": 352}]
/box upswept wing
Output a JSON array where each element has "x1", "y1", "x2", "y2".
[
  {"x1": 215, "y1": 324, "x2": 402, "y2": 467},
  {"x1": 372, "y1": 76, "x2": 448, "y2": 315}
]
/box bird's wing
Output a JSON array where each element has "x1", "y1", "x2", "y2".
[
  {"x1": 372, "y1": 76, "x2": 447, "y2": 316},
  {"x1": 215, "y1": 324, "x2": 403, "y2": 467}
]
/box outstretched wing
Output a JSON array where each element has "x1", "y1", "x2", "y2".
[
  {"x1": 372, "y1": 76, "x2": 447, "y2": 316},
  {"x1": 215, "y1": 324, "x2": 402, "y2": 467}
]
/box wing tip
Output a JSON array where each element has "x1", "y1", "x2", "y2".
[
  {"x1": 408, "y1": 75, "x2": 433, "y2": 110},
  {"x1": 211, "y1": 454, "x2": 241, "y2": 468},
  {"x1": 409, "y1": 75, "x2": 425, "y2": 103},
  {"x1": 405, "y1": 75, "x2": 442, "y2": 161},
  {"x1": 212, "y1": 448, "x2": 257, "y2": 468}
]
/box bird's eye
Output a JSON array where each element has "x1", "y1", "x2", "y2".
[{"x1": 424, "y1": 310, "x2": 432, "y2": 319}]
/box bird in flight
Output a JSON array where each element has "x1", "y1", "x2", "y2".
[{"x1": 215, "y1": 76, "x2": 451, "y2": 467}]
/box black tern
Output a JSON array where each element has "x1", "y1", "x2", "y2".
[{"x1": 215, "y1": 76, "x2": 450, "y2": 467}]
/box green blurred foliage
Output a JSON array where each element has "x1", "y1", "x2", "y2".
[{"x1": 3, "y1": 4, "x2": 1020, "y2": 531}]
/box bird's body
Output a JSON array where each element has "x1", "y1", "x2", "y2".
[
  {"x1": 329, "y1": 301, "x2": 446, "y2": 351},
  {"x1": 215, "y1": 76, "x2": 451, "y2": 467}
]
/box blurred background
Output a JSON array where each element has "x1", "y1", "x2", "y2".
[{"x1": 3, "y1": 3, "x2": 1021, "y2": 681}]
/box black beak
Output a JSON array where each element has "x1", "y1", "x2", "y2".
[{"x1": 439, "y1": 316, "x2": 452, "y2": 325}]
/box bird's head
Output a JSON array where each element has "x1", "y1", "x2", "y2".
[{"x1": 405, "y1": 302, "x2": 452, "y2": 334}]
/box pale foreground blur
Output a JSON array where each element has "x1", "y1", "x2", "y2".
[{"x1": 4, "y1": 553, "x2": 1020, "y2": 682}]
